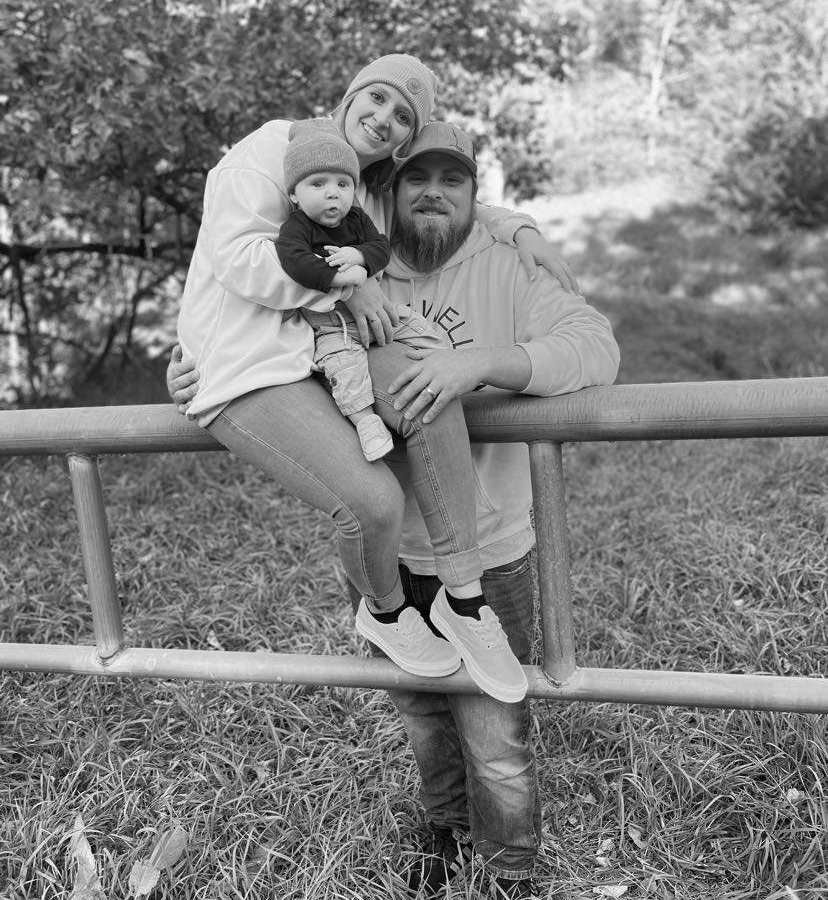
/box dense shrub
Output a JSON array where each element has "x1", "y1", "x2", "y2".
[
  {"x1": 494, "y1": 91, "x2": 555, "y2": 202},
  {"x1": 713, "y1": 106, "x2": 828, "y2": 231}
]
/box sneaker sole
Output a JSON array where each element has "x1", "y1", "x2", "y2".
[
  {"x1": 363, "y1": 436, "x2": 394, "y2": 462},
  {"x1": 355, "y1": 616, "x2": 462, "y2": 678},
  {"x1": 430, "y1": 602, "x2": 528, "y2": 703}
]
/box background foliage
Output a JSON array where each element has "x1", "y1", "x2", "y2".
[{"x1": 1, "y1": 0, "x2": 827, "y2": 405}]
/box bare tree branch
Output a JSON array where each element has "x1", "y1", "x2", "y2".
[{"x1": 0, "y1": 241, "x2": 190, "y2": 262}]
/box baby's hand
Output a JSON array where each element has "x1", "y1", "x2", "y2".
[
  {"x1": 331, "y1": 265, "x2": 368, "y2": 287},
  {"x1": 325, "y1": 245, "x2": 365, "y2": 271}
]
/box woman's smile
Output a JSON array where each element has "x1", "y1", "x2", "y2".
[{"x1": 361, "y1": 121, "x2": 387, "y2": 143}]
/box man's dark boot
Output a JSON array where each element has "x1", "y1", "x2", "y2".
[
  {"x1": 489, "y1": 874, "x2": 541, "y2": 899},
  {"x1": 407, "y1": 825, "x2": 473, "y2": 897}
]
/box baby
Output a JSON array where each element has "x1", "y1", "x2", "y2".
[{"x1": 276, "y1": 118, "x2": 445, "y2": 461}]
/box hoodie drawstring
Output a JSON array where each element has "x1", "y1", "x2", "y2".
[{"x1": 335, "y1": 309, "x2": 349, "y2": 345}]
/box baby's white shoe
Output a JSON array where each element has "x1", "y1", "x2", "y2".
[{"x1": 356, "y1": 413, "x2": 394, "y2": 461}]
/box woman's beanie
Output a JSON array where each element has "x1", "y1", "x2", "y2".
[
  {"x1": 330, "y1": 54, "x2": 438, "y2": 192},
  {"x1": 339, "y1": 54, "x2": 437, "y2": 135},
  {"x1": 283, "y1": 118, "x2": 360, "y2": 196}
]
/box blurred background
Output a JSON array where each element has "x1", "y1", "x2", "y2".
[{"x1": 2, "y1": 0, "x2": 827, "y2": 407}]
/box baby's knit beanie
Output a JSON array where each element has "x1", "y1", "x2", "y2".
[{"x1": 284, "y1": 118, "x2": 360, "y2": 196}]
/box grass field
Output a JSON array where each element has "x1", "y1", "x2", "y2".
[{"x1": 3, "y1": 189, "x2": 828, "y2": 899}]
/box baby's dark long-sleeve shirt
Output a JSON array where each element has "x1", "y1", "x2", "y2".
[{"x1": 276, "y1": 207, "x2": 392, "y2": 293}]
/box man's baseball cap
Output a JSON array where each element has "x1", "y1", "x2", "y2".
[{"x1": 395, "y1": 122, "x2": 477, "y2": 177}]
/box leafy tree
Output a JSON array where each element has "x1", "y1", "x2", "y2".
[
  {"x1": 503, "y1": 0, "x2": 827, "y2": 203},
  {"x1": 1, "y1": 0, "x2": 565, "y2": 405},
  {"x1": 687, "y1": 1, "x2": 828, "y2": 229}
]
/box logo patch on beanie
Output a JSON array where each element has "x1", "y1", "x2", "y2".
[{"x1": 406, "y1": 77, "x2": 423, "y2": 94}]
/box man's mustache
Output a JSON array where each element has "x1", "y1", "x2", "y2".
[{"x1": 412, "y1": 202, "x2": 450, "y2": 215}]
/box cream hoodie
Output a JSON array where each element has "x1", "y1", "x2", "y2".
[
  {"x1": 177, "y1": 119, "x2": 534, "y2": 425},
  {"x1": 381, "y1": 222, "x2": 620, "y2": 574}
]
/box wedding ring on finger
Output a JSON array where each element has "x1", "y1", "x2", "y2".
[{"x1": 423, "y1": 386, "x2": 438, "y2": 400}]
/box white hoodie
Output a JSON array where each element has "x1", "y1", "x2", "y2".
[
  {"x1": 176, "y1": 119, "x2": 535, "y2": 426},
  {"x1": 381, "y1": 222, "x2": 620, "y2": 574}
]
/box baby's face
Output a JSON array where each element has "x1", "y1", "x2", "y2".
[{"x1": 290, "y1": 172, "x2": 355, "y2": 228}]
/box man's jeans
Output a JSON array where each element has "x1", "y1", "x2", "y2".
[{"x1": 352, "y1": 554, "x2": 541, "y2": 879}]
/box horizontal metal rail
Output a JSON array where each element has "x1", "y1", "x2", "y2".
[
  {"x1": 3, "y1": 376, "x2": 828, "y2": 457},
  {"x1": 4, "y1": 644, "x2": 827, "y2": 714},
  {"x1": 3, "y1": 377, "x2": 828, "y2": 712}
]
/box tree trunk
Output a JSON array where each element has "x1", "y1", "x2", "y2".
[{"x1": 646, "y1": 0, "x2": 683, "y2": 168}]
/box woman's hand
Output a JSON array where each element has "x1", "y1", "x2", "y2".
[
  {"x1": 331, "y1": 266, "x2": 369, "y2": 288},
  {"x1": 344, "y1": 279, "x2": 398, "y2": 347},
  {"x1": 387, "y1": 347, "x2": 483, "y2": 424},
  {"x1": 166, "y1": 344, "x2": 200, "y2": 414},
  {"x1": 514, "y1": 226, "x2": 579, "y2": 293}
]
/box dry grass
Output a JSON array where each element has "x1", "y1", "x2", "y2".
[{"x1": 3, "y1": 195, "x2": 828, "y2": 899}]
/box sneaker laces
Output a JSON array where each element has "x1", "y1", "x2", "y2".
[
  {"x1": 393, "y1": 608, "x2": 429, "y2": 646},
  {"x1": 469, "y1": 607, "x2": 510, "y2": 650}
]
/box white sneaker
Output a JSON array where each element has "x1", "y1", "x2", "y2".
[
  {"x1": 356, "y1": 414, "x2": 394, "y2": 461},
  {"x1": 355, "y1": 598, "x2": 461, "y2": 677},
  {"x1": 429, "y1": 587, "x2": 528, "y2": 703}
]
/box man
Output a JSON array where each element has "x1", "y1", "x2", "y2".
[
  {"x1": 168, "y1": 123, "x2": 619, "y2": 899},
  {"x1": 365, "y1": 123, "x2": 618, "y2": 900}
]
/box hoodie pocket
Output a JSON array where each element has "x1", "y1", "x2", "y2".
[
  {"x1": 470, "y1": 443, "x2": 533, "y2": 527},
  {"x1": 472, "y1": 457, "x2": 498, "y2": 516}
]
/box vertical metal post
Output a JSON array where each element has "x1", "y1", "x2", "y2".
[
  {"x1": 529, "y1": 441, "x2": 576, "y2": 684},
  {"x1": 68, "y1": 454, "x2": 124, "y2": 661}
]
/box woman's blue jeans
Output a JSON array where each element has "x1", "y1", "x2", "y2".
[
  {"x1": 352, "y1": 555, "x2": 541, "y2": 879},
  {"x1": 206, "y1": 340, "x2": 483, "y2": 612}
]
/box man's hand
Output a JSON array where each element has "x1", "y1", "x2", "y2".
[
  {"x1": 514, "y1": 227, "x2": 579, "y2": 293},
  {"x1": 166, "y1": 344, "x2": 200, "y2": 414},
  {"x1": 324, "y1": 245, "x2": 365, "y2": 271},
  {"x1": 344, "y1": 278, "x2": 398, "y2": 347},
  {"x1": 387, "y1": 347, "x2": 484, "y2": 424}
]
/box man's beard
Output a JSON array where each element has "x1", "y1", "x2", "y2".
[{"x1": 396, "y1": 206, "x2": 474, "y2": 273}]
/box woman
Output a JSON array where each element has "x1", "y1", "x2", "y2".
[{"x1": 174, "y1": 53, "x2": 569, "y2": 699}]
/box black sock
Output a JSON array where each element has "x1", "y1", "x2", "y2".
[
  {"x1": 372, "y1": 598, "x2": 413, "y2": 624},
  {"x1": 446, "y1": 591, "x2": 485, "y2": 620}
]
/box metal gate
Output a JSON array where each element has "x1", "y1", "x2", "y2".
[{"x1": 3, "y1": 377, "x2": 828, "y2": 712}]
